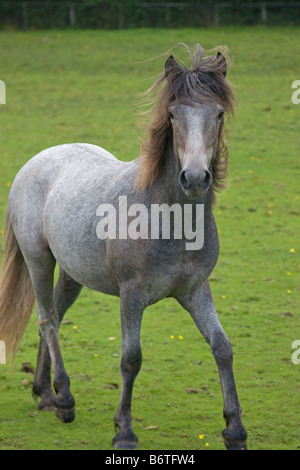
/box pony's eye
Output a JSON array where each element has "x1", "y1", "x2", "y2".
[
  {"x1": 217, "y1": 110, "x2": 224, "y2": 121},
  {"x1": 168, "y1": 111, "x2": 175, "y2": 121}
]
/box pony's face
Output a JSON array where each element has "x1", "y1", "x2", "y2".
[{"x1": 168, "y1": 102, "x2": 224, "y2": 198}]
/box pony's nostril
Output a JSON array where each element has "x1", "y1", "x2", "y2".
[
  {"x1": 202, "y1": 170, "x2": 212, "y2": 189},
  {"x1": 179, "y1": 170, "x2": 190, "y2": 189}
]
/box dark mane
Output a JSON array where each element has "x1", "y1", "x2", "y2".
[{"x1": 135, "y1": 44, "x2": 237, "y2": 205}]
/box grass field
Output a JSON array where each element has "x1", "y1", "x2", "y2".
[{"x1": 0, "y1": 27, "x2": 299, "y2": 451}]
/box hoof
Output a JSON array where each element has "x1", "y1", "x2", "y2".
[
  {"x1": 37, "y1": 397, "x2": 55, "y2": 412},
  {"x1": 55, "y1": 406, "x2": 75, "y2": 423},
  {"x1": 33, "y1": 388, "x2": 56, "y2": 412},
  {"x1": 39, "y1": 403, "x2": 55, "y2": 413},
  {"x1": 222, "y1": 428, "x2": 247, "y2": 450},
  {"x1": 224, "y1": 438, "x2": 247, "y2": 450},
  {"x1": 113, "y1": 440, "x2": 138, "y2": 450},
  {"x1": 112, "y1": 430, "x2": 138, "y2": 450}
]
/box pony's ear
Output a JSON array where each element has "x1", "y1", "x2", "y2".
[
  {"x1": 216, "y1": 51, "x2": 227, "y2": 77},
  {"x1": 165, "y1": 55, "x2": 179, "y2": 78}
]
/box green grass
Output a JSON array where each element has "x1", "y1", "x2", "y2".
[{"x1": 0, "y1": 27, "x2": 299, "y2": 450}]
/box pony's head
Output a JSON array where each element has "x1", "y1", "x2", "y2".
[{"x1": 136, "y1": 44, "x2": 236, "y2": 203}]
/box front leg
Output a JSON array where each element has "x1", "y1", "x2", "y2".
[
  {"x1": 113, "y1": 288, "x2": 144, "y2": 449},
  {"x1": 177, "y1": 280, "x2": 247, "y2": 450}
]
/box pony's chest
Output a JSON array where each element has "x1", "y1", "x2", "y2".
[{"x1": 119, "y1": 239, "x2": 218, "y2": 303}]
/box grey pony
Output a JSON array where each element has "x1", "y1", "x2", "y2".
[{"x1": 0, "y1": 45, "x2": 247, "y2": 450}]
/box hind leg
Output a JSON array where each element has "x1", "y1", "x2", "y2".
[
  {"x1": 33, "y1": 268, "x2": 82, "y2": 414},
  {"x1": 26, "y1": 253, "x2": 77, "y2": 423}
]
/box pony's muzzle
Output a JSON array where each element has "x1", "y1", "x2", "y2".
[{"x1": 179, "y1": 168, "x2": 212, "y2": 196}]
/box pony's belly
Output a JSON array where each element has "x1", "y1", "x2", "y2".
[{"x1": 53, "y1": 250, "x2": 120, "y2": 296}]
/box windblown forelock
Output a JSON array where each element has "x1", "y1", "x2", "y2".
[{"x1": 165, "y1": 59, "x2": 235, "y2": 114}]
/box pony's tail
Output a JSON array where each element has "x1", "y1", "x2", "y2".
[{"x1": 0, "y1": 211, "x2": 35, "y2": 363}]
